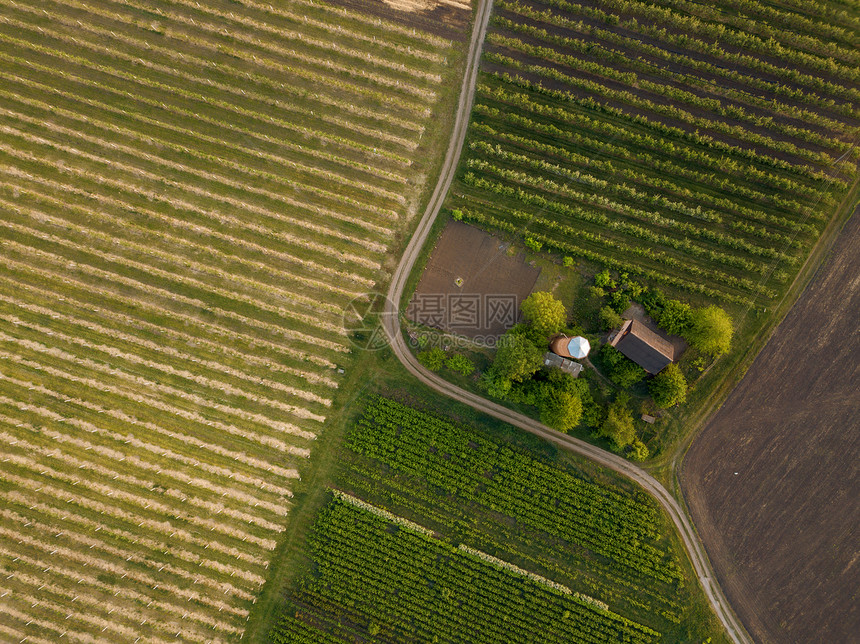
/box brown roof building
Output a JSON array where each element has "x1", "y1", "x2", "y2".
[{"x1": 609, "y1": 320, "x2": 674, "y2": 374}]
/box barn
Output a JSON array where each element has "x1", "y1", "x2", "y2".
[{"x1": 609, "y1": 320, "x2": 674, "y2": 374}]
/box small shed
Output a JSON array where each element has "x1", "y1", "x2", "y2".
[
  {"x1": 543, "y1": 352, "x2": 583, "y2": 378},
  {"x1": 609, "y1": 320, "x2": 673, "y2": 374},
  {"x1": 550, "y1": 335, "x2": 591, "y2": 360}
]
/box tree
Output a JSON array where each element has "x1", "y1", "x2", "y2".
[
  {"x1": 598, "y1": 305, "x2": 623, "y2": 331},
  {"x1": 417, "y1": 347, "x2": 446, "y2": 371},
  {"x1": 598, "y1": 344, "x2": 646, "y2": 388},
  {"x1": 649, "y1": 364, "x2": 688, "y2": 408},
  {"x1": 445, "y1": 354, "x2": 475, "y2": 376},
  {"x1": 687, "y1": 306, "x2": 733, "y2": 356},
  {"x1": 540, "y1": 389, "x2": 582, "y2": 432},
  {"x1": 628, "y1": 439, "x2": 650, "y2": 461},
  {"x1": 657, "y1": 299, "x2": 692, "y2": 335},
  {"x1": 491, "y1": 332, "x2": 543, "y2": 383},
  {"x1": 521, "y1": 291, "x2": 566, "y2": 338},
  {"x1": 599, "y1": 393, "x2": 636, "y2": 450}
]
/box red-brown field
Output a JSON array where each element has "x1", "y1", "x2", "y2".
[
  {"x1": 406, "y1": 220, "x2": 540, "y2": 339},
  {"x1": 682, "y1": 208, "x2": 860, "y2": 644}
]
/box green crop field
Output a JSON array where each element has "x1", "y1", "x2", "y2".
[
  {"x1": 270, "y1": 395, "x2": 726, "y2": 643},
  {"x1": 448, "y1": 0, "x2": 859, "y2": 306},
  {"x1": 0, "y1": 0, "x2": 465, "y2": 640}
]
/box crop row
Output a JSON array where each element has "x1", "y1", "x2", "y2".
[
  {"x1": 458, "y1": 172, "x2": 779, "y2": 293},
  {"x1": 348, "y1": 397, "x2": 681, "y2": 584},
  {"x1": 104, "y1": 0, "x2": 444, "y2": 84},
  {"x1": 0, "y1": 72, "x2": 408, "y2": 193},
  {"x1": 7, "y1": 0, "x2": 439, "y2": 107},
  {"x1": 292, "y1": 496, "x2": 660, "y2": 643},
  {"x1": 0, "y1": 104, "x2": 401, "y2": 243},
  {"x1": 489, "y1": 29, "x2": 852, "y2": 158},
  {"x1": 0, "y1": 250, "x2": 337, "y2": 373},
  {"x1": 474, "y1": 81, "x2": 833, "y2": 200},
  {"x1": 454, "y1": 204, "x2": 758, "y2": 304},
  {"x1": 465, "y1": 147, "x2": 796, "y2": 259},
  {"x1": 339, "y1": 462, "x2": 683, "y2": 623},
  {"x1": 259, "y1": 0, "x2": 455, "y2": 50},
  {"x1": 0, "y1": 186, "x2": 359, "y2": 326},
  {"x1": 485, "y1": 53, "x2": 843, "y2": 173},
  {"x1": 0, "y1": 273, "x2": 336, "y2": 391},
  {"x1": 493, "y1": 4, "x2": 860, "y2": 125},
  {"x1": 0, "y1": 158, "x2": 373, "y2": 304},
  {"x1": 0, "y1": 209, "x2": 348, "y2": 356},
  {"x1": 529, "y1": 0, "x2": 860, "y2": 96},
  {"x1": 469, "y1": 126, "x2": 812, "y2": 240},
  {"x1": 0, "y1": 32, "x2": 416, "y2": 168}
]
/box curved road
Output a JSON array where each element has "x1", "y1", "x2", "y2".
[{"x1": 380, "y1": 1, "x2": 752, "y2": 642}]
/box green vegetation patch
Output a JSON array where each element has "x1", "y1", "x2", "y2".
[
  {"x1": 447, "y1": 0, "x2": 859, "y2": 307},
  {"x1": 270, "y1": 395, "x2": 727, "y2": 642},
  {"x1": 272, "y1": 492, "x2": 660, "y2": 644}
]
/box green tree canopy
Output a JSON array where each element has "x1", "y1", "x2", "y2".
[
  {"x1": 598, "y1": 344, "x2": 646, "y2": 388},
  {"x1": 521, "y1": 291, "x2": 566, "y2": 338},
  {"x1": 657, "y1": 299, "x2": 692, "y2": 335},
  {"x1": 649, "y1": 364, "x2": 688, "y2": 408},
  {"x1": 491, "y1": 332, "x2": 544, "y2": 383},
  {"x1": 540, "y1": 389, "x2": 583, "y2": 433},
  {"x1": 598, "y1": 305, "x2": 623, "y2": 331},
  {"x1": 687, "y1": 306, "x2": 733, "y2": 356},
  {"x1": 599, "y1": 393, "x2": 636, "y2": 450}
]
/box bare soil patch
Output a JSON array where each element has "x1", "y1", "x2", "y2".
[
  {"x1": 329, "y1": 0, "x2": 472, "y2": 40},
  {"x1": 406, "y1": 220, "x2": 540, "y2": 339},
  {"x1": 681, "y1": 207, "x2": 860, "y2": 644}
]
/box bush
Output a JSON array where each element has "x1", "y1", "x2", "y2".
[
  {"x1": 594, "y1": 269, "x2": 614, "y2": 289},
  {"x1": 445, "y1": 354, "x2": 475, "y2": 376},
  {"x1": 562, "y1": 256, "x2": 575, "y2": 267},
  {"x1": 687, "y1": 306, "x2": 733, "y2": 356},
  {"x1": 628, "y1": 439, "x2": 650, "y2": 461},
  {"x1": 417, "y1": 347, "x2": 446, "y2": 371},
  {"x1": 649, "y1": 364, "x2": 687, "y2": 408},
  {"x1": 598, "y1": 306, "x2": 623, "y2": 331},
  {"x1": 524, "y1": 236, "x2": 543, "y2": 252},
  {"x1": 451, "y1": 208, "x2": 464, "y2": 221},
  {"x1": 641, "y1": 288, "x2": 667, "y2": 319},
  {"x1": 607, "y1": 290, "x2": 630, "y2": 314},
  {"x1": 599, "y1": 344, "x2": 646, "y2": 388}
]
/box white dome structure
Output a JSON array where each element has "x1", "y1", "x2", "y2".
[
  {"x1": 550, "y1": 335, "x2": 590, "y2": 360},
  {"x1": 567, "y1": 336, "x2": 590, "y2": 359}
]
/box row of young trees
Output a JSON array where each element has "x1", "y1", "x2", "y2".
[{"x1": 494, "y1": 2, "x2": 859, "y2": 120}]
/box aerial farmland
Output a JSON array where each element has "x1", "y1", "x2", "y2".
[{"x1": 0, "y1": 0, "x2": 857, "y2": 643}]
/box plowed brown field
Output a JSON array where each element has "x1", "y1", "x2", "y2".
[{"x1": 682, "y1": 207, "x2": 860, "y2": 644}]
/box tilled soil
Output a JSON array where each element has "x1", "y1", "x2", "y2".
[
  {"x1": 682, "y1": 207, "x2": 860, "y2": 644},
  {"x1": 406, "y1": 220, "x2": 540, "y2": 340}
]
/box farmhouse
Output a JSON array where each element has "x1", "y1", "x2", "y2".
[{"x1": 609, "y1": 320, "x2": 674, "y2": 374}]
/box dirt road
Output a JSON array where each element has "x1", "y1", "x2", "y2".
[{"x1": 380, "y1": 1, "x2": 752, "y2": 641}]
